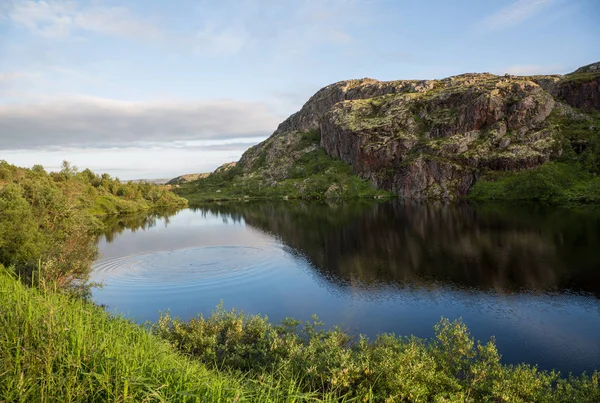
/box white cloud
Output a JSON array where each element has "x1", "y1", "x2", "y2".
[
  {"x1": 73, "y1": 6, "x2": 161, "y2": 39},
  {"x1": 479, "y1": 0, "x2": 555, "y2": 32},
  {"x1": 0, "y1": 96, "x2": 284, "y2": 150},
  {"x1": 7, "y1": 0, "x2": 161, "y2": 39}
]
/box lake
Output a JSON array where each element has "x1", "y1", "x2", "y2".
[{"x1": 91, "y1": 201, "x2": 600, "y2": 375}]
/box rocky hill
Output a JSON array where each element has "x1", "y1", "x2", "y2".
[
  {"x1": 179, "y1": 62, "x2": 600, "y2": 202},
  {"x1": 167, "y1": 173, "x2": 210, "y2": 185},
  {"x1": 167, "y1": 162, "x2": 237, "y2": 185}
]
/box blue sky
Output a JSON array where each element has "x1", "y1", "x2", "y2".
[{"x1": 1, "y1": 0, "x2": 598, "y2": 179}]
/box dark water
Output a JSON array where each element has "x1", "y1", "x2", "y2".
[{"x1": 91, "y1": 201, "x2": 600, "y2": 375}]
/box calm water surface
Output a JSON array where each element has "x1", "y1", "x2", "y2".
[{"x1": 91, "y1": 201, "x2": 600, "y2": 375}]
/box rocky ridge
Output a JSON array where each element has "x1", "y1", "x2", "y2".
[
  {"x1": 167, "y1": 162, "x2": 236, "y2": 185},
  {"x1": 234, "y1": 62, "x2": 600, "y2": 200}
]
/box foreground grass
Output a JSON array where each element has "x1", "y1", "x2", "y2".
[
  {"x1": 0, "y1": 269, "x2": 344, "y2": 402},
  {"x1": 2, "y1": 266, "x2": 597, "y2": 402}
]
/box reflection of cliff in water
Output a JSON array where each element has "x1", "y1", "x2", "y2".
[{"x1": 194, "y1": 201, "x2": 600, "y2": 296}]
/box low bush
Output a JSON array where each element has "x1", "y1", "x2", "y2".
[{"x1": 154, "y1": 305, "x2": 600, "y2": 402}]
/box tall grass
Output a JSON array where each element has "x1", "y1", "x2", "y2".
[{"x1": 0, "y1": 268, "x2": 348, "y2": 402}]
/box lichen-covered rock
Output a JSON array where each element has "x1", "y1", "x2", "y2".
[
  {"x1": 318, "y1": 75, "x2": 562, "y2": 199},
  {"x1": 235, "y1": 62, "x2": 600, "y2": 201}
]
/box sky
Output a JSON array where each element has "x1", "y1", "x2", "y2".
[{"x1": 1, "y1": 0, "x2": 599, "y2": 180}]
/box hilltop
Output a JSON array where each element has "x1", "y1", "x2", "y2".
[{"x1": 177, "y1": 62, "x2": 600, "y2": 203}]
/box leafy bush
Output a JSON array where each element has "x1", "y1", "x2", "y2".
[{"x1": 155, "y1": 305, "x2": 600, "y2": 402}]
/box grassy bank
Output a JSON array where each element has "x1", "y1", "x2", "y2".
[
  {"x1": 469, "y1": 161, "x2": 600, "y2": 203},
  {"x1": 0, "y1": 268, "x2": 334, "y2": 402},
  {"x1": 1, "y1": 270, "x2": 598, "y2": 402}
]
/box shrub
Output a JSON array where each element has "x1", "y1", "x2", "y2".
[{"x1": 154, "y1": 306, "x2": 600, "y2": 402}]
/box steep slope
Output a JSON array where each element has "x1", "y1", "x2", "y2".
[
  {"x1": 181, "y1": 62, "x2": 600, "y2": 202},
  {"x1": 175, "y1": 131, "x2": 391, "y2": 203}
]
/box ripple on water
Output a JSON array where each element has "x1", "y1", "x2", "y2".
[{"x1": 91, "y1": 245, "x2": 279, "y2": 295}]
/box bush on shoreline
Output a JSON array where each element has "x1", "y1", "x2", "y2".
[
  {"x1": 154, "y1": 305, "x2": 600, "y2": 402},
  {"x1": 0, "y1": 160, "x2": 186, "y2": 290}
]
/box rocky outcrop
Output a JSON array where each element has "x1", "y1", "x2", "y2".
[
  {"x1": 214, "y1": 161, "x2": 237, "y2": 173},
  {"x1": 553, "y1": 62, "x2": 600, "y2": 112},
  {"x1": 236, "y1": 62, "x2": 600, "y2": 200},
  {"x1": 167, "y1": 173, "x2": 210, "y2": 185},
  {"x1": 319, "y1": 76, "x2": 559, "y2": 199},
  {"x1": 168, "y1": 162, "x2": 236, "y2": 185}
]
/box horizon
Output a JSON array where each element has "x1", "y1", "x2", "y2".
[{"x1": 1, "y1": 0, "x2": 599, "y2": 180}]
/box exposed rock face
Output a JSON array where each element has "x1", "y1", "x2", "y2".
[
  {"x1": 553, "y1": 63, "x2": 600, "y2": 112},
  {"x1": 237, "y1": 62, "x2": 600, "y2": 200},
  {"x1": 319, "y1": 76, "x2": 559, "y2": 199}
]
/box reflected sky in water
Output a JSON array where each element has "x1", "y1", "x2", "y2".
[{"x1": 91, "y1": 201, "x2": 600, "y2": 375}]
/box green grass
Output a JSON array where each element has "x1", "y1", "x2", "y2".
[
  {"x1": 2, "y1": 268, "x2": 598, "y2": 402},
  {"x1": 469, "y1": 162, "x2": 600, "y2": 204},
  {"x1": 0, "y1": 268, "x2": 347, "y2": 402},
  {"x1": 560, "y1": 71, "x2": 600, "y2": 85}
]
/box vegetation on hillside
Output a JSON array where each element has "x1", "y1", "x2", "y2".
[
  {"x1": 174, "y1": 131, "x2": 393, "y2": 204},
  {"x1": 0, "y1": 160, "x2": 186, "y2": 288},
  {"x1": 470, "y1": 109, "x2": 600, "y2": 203}
]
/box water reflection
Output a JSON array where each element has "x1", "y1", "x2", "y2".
[
  {"x1": 101, "y1": 208, "x2": 179, "y2": 243},
  {"x1": 94, "y1": 201, "x2": 600, "y2": 374},
  {"x1": 190, "y1": 201, "x2": 600, "y2": 297}
]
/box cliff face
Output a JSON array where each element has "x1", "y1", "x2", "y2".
[{"x1": 239, "y1": 62, "x2": 600, "y2": 200}]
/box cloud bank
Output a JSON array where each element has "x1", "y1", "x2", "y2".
[{"x1": 0, "y1": 97, "x2": 283, "y2": 150}]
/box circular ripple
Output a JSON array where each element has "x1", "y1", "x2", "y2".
[{"x1": 91, "y1": 245, "x2": 280, "y2": 293}]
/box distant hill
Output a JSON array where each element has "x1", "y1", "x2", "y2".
[
  {"x1": 166, "y1": 173, "x2": 210, "y2": 185},
  {"x1": 127, "y1": 178, "x2": 171, "y2": 185},
  {"x1": 167, "y1": 162, "x2": 237, "y2": 185}
]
